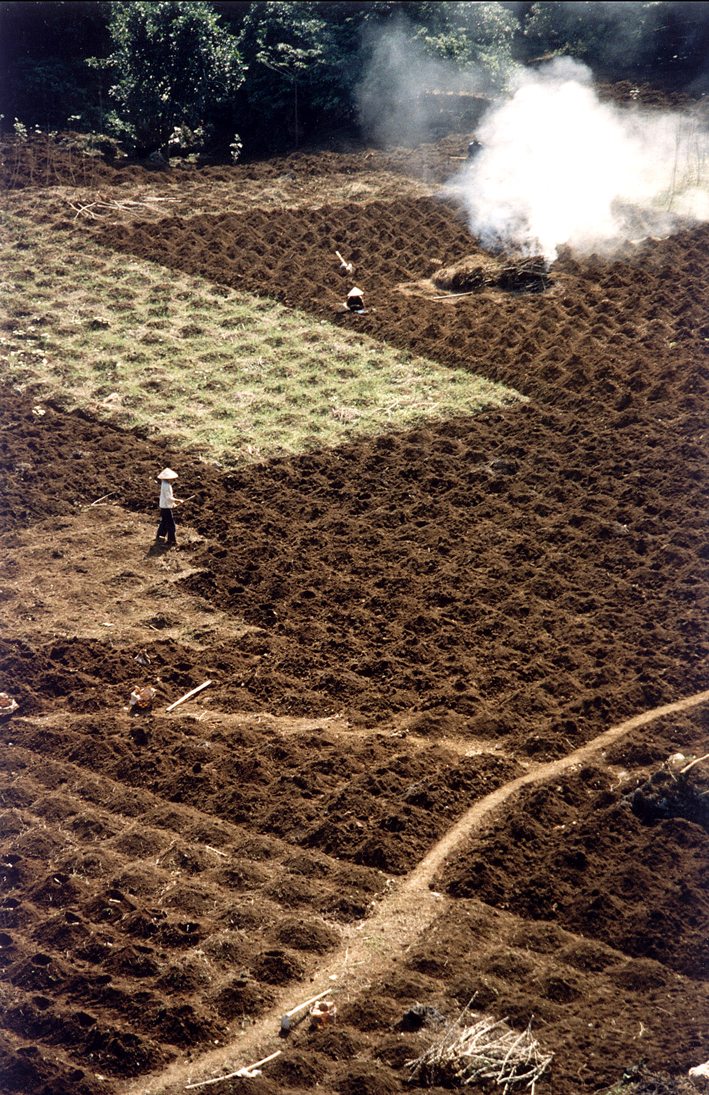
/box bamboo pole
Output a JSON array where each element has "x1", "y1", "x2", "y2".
[
  {"x1": 280, "y1": 987, "x2": 334, "y2": 1032},
  {"x1": 680, "y1": 751, "x2": 709, "y2": 775},
  {"x1": 185, "y1": 1051, "x2": 282, "y2": 1089},
  {"x1": 284, "y1": 988, "x2": 332, "y2": 1019},
  {"x1": 166, "y1": 680, "x2": 212, "y2": 712}
]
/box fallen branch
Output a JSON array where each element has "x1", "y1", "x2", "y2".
[
  {"x1": 185, "y1": 1051, "x2": 282, "y2": 1089},
  {"x1": 166, "y1": 680, "x2": 212, "y2": 712},
  {"x1": 114, "y1": 197, "x2": 174, "y2": 206}
]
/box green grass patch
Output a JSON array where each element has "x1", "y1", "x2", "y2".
[{"x1": 0, "y1": 204, "x2": 526, "y2": 466}]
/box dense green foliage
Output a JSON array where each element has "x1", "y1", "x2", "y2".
[
  {"x1": 0, "y1": 1, "x2": 112, "y2": 132},
  {"x1": 521, "y1": 1, "x2": 709, "y2": 84},
  {"x1": 235, "y1": 0, "x2": 356, "y2": 149},
  {"x1": 95, "y1": 0, "x2": 244, "y2": 154},
  {"x1": 2, "y1": 1, "x2": 709, "y2": 156},
  {"x1": 414, "y1": 1, "x2": 518, "y2": 72}
]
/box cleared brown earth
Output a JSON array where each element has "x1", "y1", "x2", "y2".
[{"x1": 1, "y1": 126, "x2": 708, "y2": 1095}]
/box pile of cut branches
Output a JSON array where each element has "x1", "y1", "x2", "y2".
[
  {"x1": 496, "y1": 256, "x2": 551, "y2": 293},
  {"x1": 68, "y1": 194, "x2": 179, "y2": 220},
  {"x1": 406, "y1": 1003, "x2": 552, "y2": 1093},
  {"x1": 432, "y1": 255, "x2": 500, "y2": 293},
  {"x1": 432, "y1": 254, "x2": 551, "y2": 295}
]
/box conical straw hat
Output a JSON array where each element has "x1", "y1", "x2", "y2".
[{"x1": 157, "y1": 467, "x2": 178, "y2": 480}]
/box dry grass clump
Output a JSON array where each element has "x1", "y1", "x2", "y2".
[
  {"x1": 407, "y1": 1004, "x2": 553, "y2": 1093},
  {"x1": 432, "y1": 254, "x2": 502, "y2": 292},
  {"x1": 0, "y1": 201, "x2": 526, "y2": 466},
  {"x1": 433, "y1": 254, "x2": 551, "y2": 294}
]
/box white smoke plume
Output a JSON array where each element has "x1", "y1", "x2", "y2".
[
  {"x1": 356, "y1": 23, "x2": 490, "y2": 148},
  {"x1": 452, "y1": 58, "x2": 709, "y2": 261}
]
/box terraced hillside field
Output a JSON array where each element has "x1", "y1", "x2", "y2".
[{"x1": 1, "y1": 119, "x2": 708, "y2": 1095}]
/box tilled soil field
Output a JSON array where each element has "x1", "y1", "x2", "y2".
[{"x1": 1, "y1": 124, "x2": 708, "y2": 1095}]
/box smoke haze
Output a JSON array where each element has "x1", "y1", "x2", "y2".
[
  {"x1": 356, "y1": 24, "x2": 490, "y2": 148},
  {"x1": 356, "y1": 22, "x2": 709, "y2": 261},
  {"x1": 451, "y1": 58, "x2": 709, "y2": 260}
]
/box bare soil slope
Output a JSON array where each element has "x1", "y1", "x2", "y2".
[{"x1": 1, "y1": 129, "x2": 708, "y2": 1095}]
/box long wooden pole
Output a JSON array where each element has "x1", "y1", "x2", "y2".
[
  {"x1": 680, "y1": 751, "x2": 709, "y2": 775},
  {"x1": 185, "y1": 1051, "x2": 282, "y2": 1089},
  {"x1": 284, "y1": 988, "x2": 332, "y2": 1019},
  {"x1": 166, "y1": 680, "x2": 211, "y2": 712}
]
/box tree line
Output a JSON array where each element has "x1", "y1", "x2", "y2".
[{"x1": 1, "y1": 1, "x2": 708, "y2": 159}]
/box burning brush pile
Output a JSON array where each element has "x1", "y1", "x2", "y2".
[
  {"x1": 406, "y1": 1005, "x2": 553, "y2": 1092},
  {"x1": 433, "y1": 253, "x2": 551, "y2": 294}
]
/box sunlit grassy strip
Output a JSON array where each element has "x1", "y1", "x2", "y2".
[{"x1": 0, "y1": 205, "x2": 526, "y2": 465}]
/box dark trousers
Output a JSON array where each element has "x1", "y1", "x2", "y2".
[{"x1": 157, "y1": 508, "x2": 176, "y2": 542}]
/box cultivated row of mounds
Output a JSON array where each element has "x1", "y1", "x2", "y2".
[{"x1": 1, "y1": 115, "x2": 708, "y2": 1095}]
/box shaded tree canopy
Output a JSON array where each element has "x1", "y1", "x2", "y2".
[
  {"x1": 95, "y1": 0, "x2": 245, "y2": 154},
  {"x1": 0, "y1": 1, "x2": 112, "y2": 131},
  {"x1": 2, "y1": 1, "x2": 709, "y2": 155},
  {"x1": 235, "y1": 0, "x2": 353, "y2": 149},
  {"x1": 521, "y1": 0, "x2": 709, "y2": 84}
]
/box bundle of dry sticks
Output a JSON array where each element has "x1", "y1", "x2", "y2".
[{"x1": 406, "y1": 1003, "x2": 552, "y2": 1094}]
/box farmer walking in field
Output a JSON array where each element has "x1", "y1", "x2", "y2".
[{"x1": 156, "y1": 467, "x2": 182, "y2": 546}]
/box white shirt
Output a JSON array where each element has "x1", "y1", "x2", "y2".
[{"x1": 159, "y1": 481, "x2": 175, "y2": 508}]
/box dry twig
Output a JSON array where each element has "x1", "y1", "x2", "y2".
[
  {"x1": 69, "y1": 196, "x2": 178, "y2": 220},
  {"x1": 407, "y1": 1002, "x2": 552, "y2": 1094}
]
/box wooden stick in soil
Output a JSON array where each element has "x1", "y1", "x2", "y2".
[
  {"x1": 430, "y1": 290, "x2": 478, "y2": 300},
  {"x1": 280, "y1": 988, "x2": 333, "y2": 1032},
  {"x1": 184, "y1": 1051, "x2": 282, "y2": 1089},
  {"x1": 680, "y1": 751, "x2": 709, "y2": 775},
  {"x1": 166, "y1": 680, "x2": 212, "y2": 712}
]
